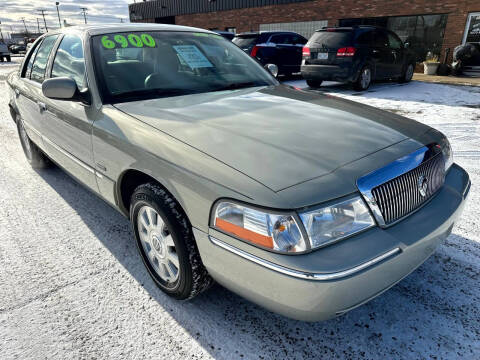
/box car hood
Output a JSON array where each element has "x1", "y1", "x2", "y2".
[{"x1": 114, "y1": 85, "x2": 431, "y2": 192}]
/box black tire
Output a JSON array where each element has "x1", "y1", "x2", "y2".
[
  {"x1": 130, "y1": 183, "x2": 213, "y2": 300},
  {"x1": 353, "y1": 65, "x2": 372, "y2": 91},
  {"x1": 6, "y1": 55, "x2": 11, "y2": 62},
  {"x1": 306, "y1": 79, "x2": 322, "y2": 88},
  {"x1": 399, "y1": 63, "x2": 415, "y2": 83},
  {"x1": 16, "y1": 115, "x2": 50, "y2": 169}
]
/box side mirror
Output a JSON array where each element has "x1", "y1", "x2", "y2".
[
  {"x1": 264, "y1": 63, "x2": 279, "y2": 78},
  {"x1": 404, "y1": 42, "x2": 410, "y2": 49},
  {"x1": 42, "y1": 77, "x2": 91, "y2": 105}
]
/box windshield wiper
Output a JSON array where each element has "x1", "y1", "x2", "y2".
[
  {"x1": 213, "y1": 81, "x2": 267, "y2": 92},
  {"x1": 112, "y1": 88, "x2": 197, "y2": 102}
]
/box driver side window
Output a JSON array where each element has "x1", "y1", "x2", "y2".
[
  {"x1": 51, "y1": 35, "x2": 86, "y2": 89},
  {"x1": 388, "y1": 33, "x2": 403, "y2": 50}
]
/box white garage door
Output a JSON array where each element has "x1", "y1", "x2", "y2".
[{"x1": 260, "y1": 20, "x2": 328, "y2": 39}]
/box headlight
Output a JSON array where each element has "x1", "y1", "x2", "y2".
[
  {"x1": 299, "y1": 196, "x2": 375, "y2": 249},
  {"x1": 212, "y1": 201, "x2": 307, "y2": 253},
  {"x1": 441, "y1": 138, "x2": 453, "y2": 172}
]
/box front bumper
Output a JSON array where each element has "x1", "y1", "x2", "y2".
[{"x1": 195, "y1": 164, "x2": 470, "y2": 321}]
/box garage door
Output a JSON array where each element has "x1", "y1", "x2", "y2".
[{"x1": 260, "y1": 20, "x2": 328, "y2": 39}]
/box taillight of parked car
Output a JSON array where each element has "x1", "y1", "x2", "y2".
[
  {"x1": 250, "y1": 45, "x2": 260, "y2": 57},
  {"x1": 302, "y1": 46, "x2": 311, "y2": 58},
  {"x1": 337, "y1": 47, "x2": 356, "y2": 57}
]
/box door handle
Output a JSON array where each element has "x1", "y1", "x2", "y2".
[{"x1": 37, "y1": 102, "x2": 47, "y2": 112}]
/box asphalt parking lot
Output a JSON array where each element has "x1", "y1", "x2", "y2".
[{"x1": 1, "y1": 62, "x2": 479, "y2": 359}]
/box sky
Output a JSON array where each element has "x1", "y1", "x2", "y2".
[{"x1": 0, "y1": 0, "x2": 132, "y2": 37}]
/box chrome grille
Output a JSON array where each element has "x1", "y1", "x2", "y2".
[{"x1": 371, "y1": 154, "x2": 445, "y2": 225}]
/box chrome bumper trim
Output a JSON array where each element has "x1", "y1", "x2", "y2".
[{"x1": 209, "y1": 236, "x2": 401, "y2": 281}]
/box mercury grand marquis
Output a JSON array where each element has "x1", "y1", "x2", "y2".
[{"x1": 7, "y1": 24, "x2": 470, "y2": 321}]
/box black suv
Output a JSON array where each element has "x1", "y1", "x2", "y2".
[
  {"x1": 233, "y1": 31, "x2": 307, "y2": 76},
  {"x1": 301, "y1": 26, "x2": 416, "y2": 90}
]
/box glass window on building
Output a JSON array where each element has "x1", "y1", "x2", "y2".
[
  {"x1": 339, "y1": 14, "x2": 448, "y2": 62},
  {"x1": 260, "y1": 20, "x2": 328, "y2": 39},
  {"x1": 464, "y1": 13, "x2": 480, "y2": 44}
]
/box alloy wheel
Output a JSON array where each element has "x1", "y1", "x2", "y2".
[
  {"x1": 361, "y1": 68, "x2": 371, "y2": 90},
  {"x1": 137, "y1": 205, "x2": 180, "y2": 283},
  {"x1": 406, "y1": 64, "x2": 414, "y2": 81}
]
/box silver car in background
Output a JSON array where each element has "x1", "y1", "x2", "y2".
[{"x1": 7, "y1": 24, "x2": 470, "y2": 321}]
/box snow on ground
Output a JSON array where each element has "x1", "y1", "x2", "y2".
[
  {"x1": 0, "y1": 57, "x2": 23, "y2": 80},
  {"x1": 0, "y1": 77, "x2": 479, "y2": 360}
]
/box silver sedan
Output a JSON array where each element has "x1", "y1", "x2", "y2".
[{"x1": 7, "y1": 24, "x2": 470, "y2": 321}]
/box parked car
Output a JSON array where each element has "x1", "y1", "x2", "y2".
[
  {"x1": 7, "y1": 25, "x2": 470, "y2": 321},
  {"x1": 213, "y1": 30, "x2": 235, "y2": 41},
  {"x1": 301, "y1": 26, "x2": 417, "y2": 90},
  {"x1": 233, "y1": 31, "x2": 307, "y2": 76},
  {"x1": 0, "y1": 41, "x2": 11, "y2": 62},
  {"x1": 10, "y1": 44, "x2": 27, "y2": 54}
]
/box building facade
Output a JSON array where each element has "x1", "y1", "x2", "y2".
[{"x1": 129, "y1": 0, "x2": 480, "y2": 62}]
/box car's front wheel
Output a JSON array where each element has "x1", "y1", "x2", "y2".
[
  {"x1": 399, "y1": 63, "x2": 415, "y2": 83},
  {"x1": 354, "y1": 66, "x2": 372, "y2": 91},
  {"x1": 130, "y1": 183, "x2": 213, "y2": 300},
  {"x1": 16, "y1": 115, "x2": 50, "y2": 169},
  {"x1": 306, "y1": 79, "x2": 322, "y2": 88}
]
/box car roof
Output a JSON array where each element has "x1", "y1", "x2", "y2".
[
  {"x1": 235, "y1": 31, "x2": 301, "y2": 37},
  {"x1": 43, "y1": 23, "x2": 214, "y2": 37},
  {"x1": 214, "y1": 30, "x2": 233, "y2": 35},
  {"x1": 317, "y1": 25, "x2": 385, "y2": 32}
]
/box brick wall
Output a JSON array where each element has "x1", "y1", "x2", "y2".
[{"x1": 160, "y1": 0, "x2": 480, "y2": 62}]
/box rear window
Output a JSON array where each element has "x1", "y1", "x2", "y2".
[
  {"x1": 309, "y1": 31, "x2": 353, "y2": 48},
  {"x1": 232, "y1": 36, "x2": 258, "y2": 48}
]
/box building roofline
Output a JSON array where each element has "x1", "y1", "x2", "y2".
[
  {"x1": 35, "y1": 23, "x2": 214, "y2": 37},
  {"x1": 129, "y1": 0, "x2": 314, "y2": 21}
]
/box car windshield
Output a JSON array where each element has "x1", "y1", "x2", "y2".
[{"x1": 92, "y1": 31, "x2": 276, "y2": 103}]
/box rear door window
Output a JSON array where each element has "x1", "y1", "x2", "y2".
[
  {"x1": 290, "y1": 34, "x2": 307, "y2": 45},
  {"x1": 373, "y1": 30, "x2": 389, "y2": 48},
  {"x1": 232, "y1": 36, "x2": 258, "y2": 48},
  {"x1": 30, "y1": 35, "x2": 60, "y2": 83},
  {"x1": 23, "y1": 40, "x2": 43, "y2": 79},
  {"x1": 270, "y1": 34, "x2": 289, "y2": 45},
  {"x1": 308, "y1": 31, "x2": 353, "y2": 48},
  {"x1": 355, "y1": 31, "x2": 374, "y2": 47}
]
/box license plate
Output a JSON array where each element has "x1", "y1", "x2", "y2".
[{"x1": 317, "y1": 52, "x2": 328, "y2": 60}]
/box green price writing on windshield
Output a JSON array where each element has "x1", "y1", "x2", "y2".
[{"x1": 101, "y1": 34, "x2": 157, "y2": 49}]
